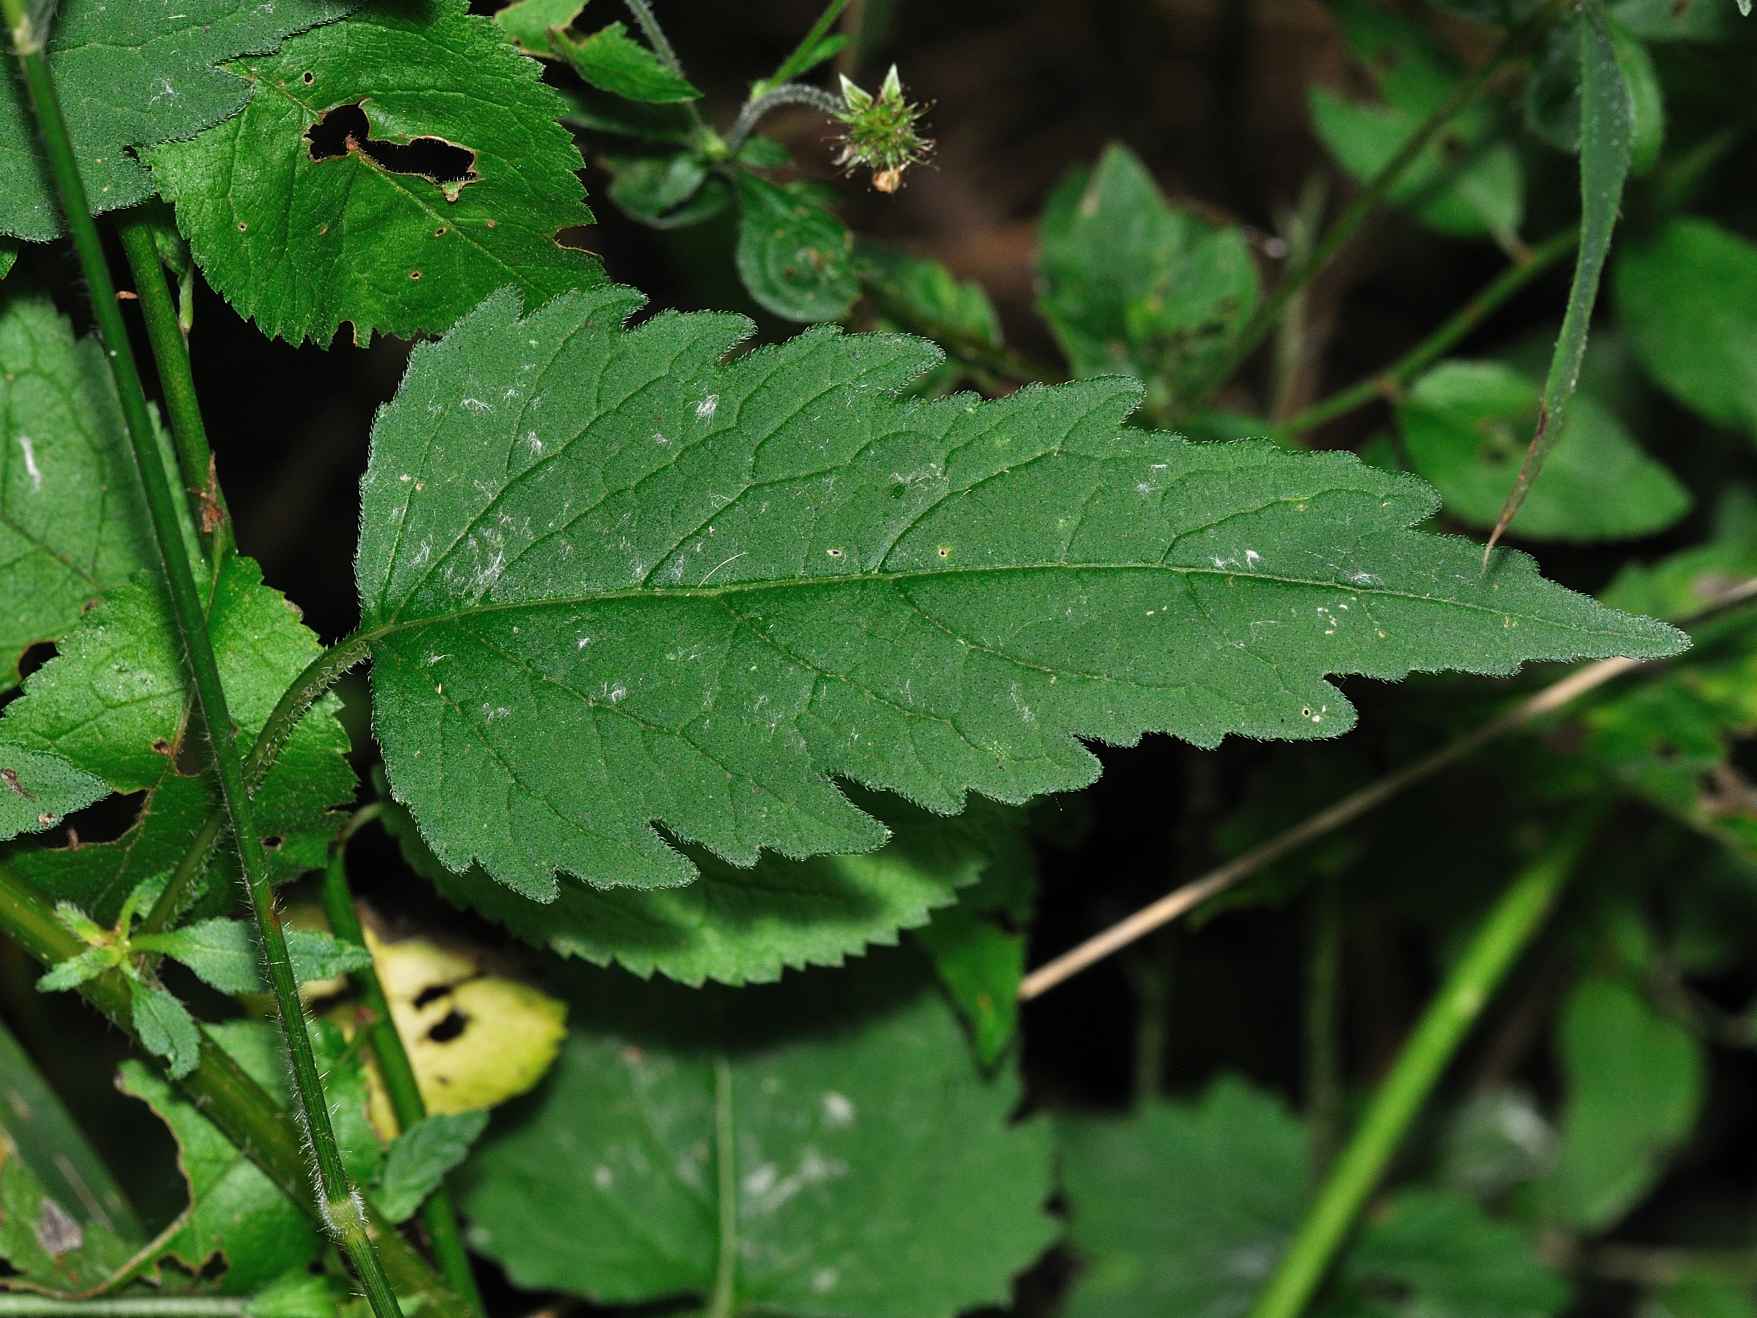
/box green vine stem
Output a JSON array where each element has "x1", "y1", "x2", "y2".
[
  {"x1": 0, "y1": 11, "x2": 402, "y2": 1314},
  {"x1": 1246, "y1": 820, "x2": 1594, "y2": 1318},
  {"x1": 1201, "y1": 7, "x2": 1555, "y2": 404},
  {"x1": 321, "y1": 841, "x2": 488, "y2": 1318},
  {"x1": 115, "y1": 210, "x2": 234, "y2": 565},
  {"x1": 0, "y1": 864, "x2": 456, "y2": 1312},
  {"x1": 1277, "y1": 225, "x2": 1579, "y2": 441},
  {"x1": 724, "y1": 82, "x2": 845, "y2": 156}
]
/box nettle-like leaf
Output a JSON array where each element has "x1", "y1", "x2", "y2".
[
  {"x1": 0, "y1": 299, "x2": 161, "y2": 690},
  {"x1": 1393, "y1": 360, "x2": 1689, "y2": 541},
  {"x1": 0, "y1": 556, "x2": 355, "y2": 922},
  {"x1": 1037, "y1": 143, "x2": 1260, "y2": 414},
  {"x1": 357, "y1": 283, "x2": 1681, "y2": 903},
  {"x1": 913, "y1": 840, "x2": 1035, "y2": 1067},
  {"x1": 458, "y1": 952, "x2": 1058, "y2": 1317},
  {"x1": 146, "y1": 0, "x2": 603, "y2": 346},
  {"x1": 374, "y1": 1111, "x2": 489, "y2": 1224},
  {"x1": 735, "y1": 173, "x2": 859, "y2": 322},
  {"x1": 136, "y1": 918, "x2": 372, "y2": 995},
  {"x1": 0, "y1": 0, "x2": 357, "y2": 241},
  {"x1": 117, "y1": 1020, "x2": 380, "y2": 1293},
  {"x1": 1311, "y1": 0, "x2": 1523, "y2": 240},
  {"x1": 553, "y1": 22, "x2": 702, "y2": 104},
  {"x1": 383, "y1": 775, "x2": 1014, "y2": 986}
]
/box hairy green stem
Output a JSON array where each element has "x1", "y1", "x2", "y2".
[
  {"x1": 623, "y1": 0, "x2": 707, "y2": 137},
  {"x1": 0, "y1": 866, "x2": 456, "y2": 1313},
  {"x1": 1247, "y1": 823, "x2": 1591, "y2": 1318},
  {"x1": 320, "y1": 846, "x2": 487, "y2": 1318},
  {"x1": 725, "y1": 81, "x2": 845, "y2": 156},
  {"x1": 114, "y1": 211, "x2": 233, "y2": 566},
  {"x1": 0, "y1": 1299, "x2": 249, "y2": 1315},
  {"x1": 1204, "y1": 11, "x2": 1551, "y2": 402},
  {"x1": 0, "y1": 16, "x2": 401, "y2": 1313},
  {"x1": 1277, "y1": 226, "x2": 1578, "y2": 440}
]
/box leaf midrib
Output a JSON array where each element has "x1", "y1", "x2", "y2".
[{"x1": 364, "y1": 558, "x2": 1640, "y2": 644}]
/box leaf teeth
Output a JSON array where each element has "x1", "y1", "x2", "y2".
[{"x1": 358, "y1": 284, "x2": 1688, "y2": 898}]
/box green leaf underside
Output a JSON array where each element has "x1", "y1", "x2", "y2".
[
  {"x1": 1615, "y1": 218, "x2": 1757, "y2": 441},
  {"x1": 458, "y1": 953, "x2": 1057, "y2": 1317},
  {"x1": 1311, "y1": 0, "x2": 1522, "y2": 239},
  {"x1": 129, "y1": 980, "x2": 201, "y2": 1080},
  {"x1": 1396, "y1": 361, "x2": 1688, "y2": 540},
  {"x1": 0, "y1": 744, "x2": 106, "y2": 842},
  {"x1": 0, "y1": 299, "x2": 159, "y2": 691},
  {"x1": 384, "y1": 781, "x2": 1008, "y2": 986},
  {"x1": 376, "y1": 1111, "x2": 489, "y2": 1224},
  {"x1": 0, "y1": 556, "x2": 355, "y2": 922},
  {"x1": 117, "y1": 1020, "x2": 380, "y2": 1293},
  {"x1": 1037, "y1": 144, "x2": 1259, "y2": 411},
  {"x1": 358, "y1": 283, "x2": 1682, "y2": 902},
  {"x1": 146, "y1": 0, "x2": 603, "y2": 346},
  {"x1": 0, "y1": 0, "x2": 359, "y2": 241},
  {"x1": 493, "y1": 0, "x2": 586, "y2": 58}
]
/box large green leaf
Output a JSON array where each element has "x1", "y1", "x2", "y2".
[
  {"x1": 1395, "y1": 360, "x2": 1688, "y2": 541},
  {"x1": 0, "y1": 299, "x2": 161, "y2": 691},
  {"x1": 146, "y1": 0, "x2": 602, "y2": 346},
  {"x1": 1541, "y1": 975, "x2": 1705, "y2": 1230},
  {"x1": 1615, "y1": 218, "x2": 1757, "y2": 442},
  {"x1": 383, "y1": 780, "x2": 1011, "y2": 986},
  {"x1": 457, "y1": 953, "x2": 1057, "y2": 1317},
  {"x1": 116, "y1": 1020, "x2": 380, "y2": 1294},
  {"x1": 0, "y1": 0, "x2": 357, "y2": 240},
  {"x1": 356, "y1": 283, "x2": 1682, "y2": 902},
  {"x1": 0, "y1": 556, "x2": 355, "y2": 921},
  {"x1": 0, "y1": 1131, "x2": 142, "y2": 1298},
  {"x1": 1310, "y1": 0, "x2": 1523, "y2": 239},
  {"x1": 1036, "y1": 143, "x2": 1258, "y2": 414}
]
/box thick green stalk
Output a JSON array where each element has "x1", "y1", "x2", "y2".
[
  {"x1": 1203, "y1": 11, "x2": 1552, "y2": 402},
  {"x1": 0, "y1": 1298, "x2": 249, "y2": 1315},
  {"x1": 1278, "y1": 225, "x2": 1578, "y2": 440},
  {"x1": 1247, "y1": 824, "x2": 1591, "y2": 1318},
  {"x1": 0, "y1": 15, "x2": 401, "y2": 1314},
  {"x1": 0, "y1": 867, "x2": 456, "y2": 1313},
  {"x1": 114, "y1": 211, "x2": 234, "y2": 565},
  {"x1": 320, "y1": 847, "x2": 487, "y2": 1318}
]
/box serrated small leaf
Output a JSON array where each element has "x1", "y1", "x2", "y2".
[
  {"x1": 0, "y1": 0, "x2": 358, "y2": 240},
  {"x1": 357, "y1": 284, "x2": 1681, "y2": 904},
  {"x1": 376, "y1": 1111, "x2": 489, "y2": 1223},
  {"x1": 1615, "y1": 218, "x2": 1757, "y2": 442},
  {"x1": 605, "y1": 151, "x2": 716, "y2": 228},
  {"x1": 118, "y1": 1019, "x2": 380, "y2": 1292},
  {"x1": 1311, "y1": 0, "x2": 1523, "y2": 239},
  {"x1": 493, "y1": 0, "x2": 585, "y2": 57},
  {"x1": 1037, "y1": 144, "x2": 1259, "y2": 414},
  {"x1": 0, "y1": 298, "x2": 163, "y2": 690},
  {"x1": 146, "y1": 0, "x2": 603, "y2": 346},
  {"x1": 128, "y1": 979, "x2": 201, "y2": 1080},
  {"x1": 1, "y1": 556, "x2": 355, "y2": 922},
  {"x1": 735, "y1": 172, "x2": 858, "y2": 321},
  {"x1": 138, "y1": 918, "x2": 372, "y2": 995},
  {"x1": 0, "y1": 744, "x2": 106, "y2": 842},
  {"x1": 1396, "y1": 360, "x2": 1688, "y2": 541},
  {"x1": 1542, "y1": 975, "x2": 1704, "y2": 1230},
  {"x1": 557, "y1": 22, "x2": 701, "y2": 103},
  {"x1": 859, "y1": 242, "x2": 1003, "y2": 396},
  {"x1": 34, "y1": 945, "x2": 114, "y2": 993},
  {"x1": 458, "y1": 953, "x2": 1057, "y2": 1316}
]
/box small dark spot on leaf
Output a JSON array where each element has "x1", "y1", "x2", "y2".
[
  {"x1": 261, "y1": 835, "x2": 283, "y2": 851},
  {"x1": 237, "y1": 221, "x2": 248, "y2": 232},
  {"x1": 151, "y1": 737, "x2": 172, "y2": 756},
  {"x1": 412, "y1": 983, "x2": 451, "y2": 1009},
  {"x1": 409, "y1": 269, "x2": 422, "y2": 281},
  {"x1": 484, "y1": 218, "x2": 497, "y2": 229},
  {"x1": 433, "y1": 226, "x2": 447, "y2": 237},
  {"x1": 301, "y1": 70, "x2": 315, "y2": 85},
  {"x1": 305, "y1": 102, "x2": 479, "y2": 194},
  {"x1": 318, "y1": 223, "x2": 329, "y2": 236},
  {"x1": 427, "y1": 1009, "x2": 468, "y2": 1043}
]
